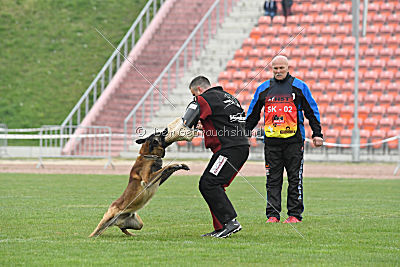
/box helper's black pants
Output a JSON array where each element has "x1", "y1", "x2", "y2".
[
  {"x1": 199, "y1": 145, "x2": 249, "y2": 230},
  {"x1": 264, "y1": 142, "x2": 304, "y2": 221}
]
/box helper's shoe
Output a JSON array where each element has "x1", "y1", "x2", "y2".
[
  {"x1": 283, "y1": 216, "x2": 301, "y2": 223},
  {"x1": 266, "y1": 217, "x2": 280, "y2": 223},
  {"x1": 213, "y1": 219, "x2": 242, "y2": 238},
  {"x1": 201, "y1": 229, "x2": 221, "y2": 237}
]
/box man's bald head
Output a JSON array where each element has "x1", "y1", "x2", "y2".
[{"x1": 271, "y1": 55, "x2": 289, "y2": 80}]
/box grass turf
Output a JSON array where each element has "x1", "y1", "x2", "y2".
[
  {"x1": 0, "y1": 0, "x2": 147, "y2": 129},
  {"x1": 0, "y1": 173, "x2": 399, "y2": 266}
]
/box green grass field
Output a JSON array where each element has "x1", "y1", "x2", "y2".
[
  {"x1": 1, "y1": 173, "x2": 399, "y2": 266},
  {"x1": 0, "y1": 0, "x2": 147, "y2": 128}
]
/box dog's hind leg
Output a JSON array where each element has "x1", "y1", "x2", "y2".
[
  {"x1": 120, "y1": 213, "x2": 144, "y2": 236},
  {"x1": 89, "y1": 206, "x2": 120, "y2": 237}
]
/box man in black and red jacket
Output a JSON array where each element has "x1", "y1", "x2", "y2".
[
  {"x1": 246, "y1": 56, "x2": 323, "y2": 224},
  {"x1": 183, "y1": 76, "x2": 249, "y2": 238}
]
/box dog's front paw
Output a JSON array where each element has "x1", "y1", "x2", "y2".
[{"x1": 179, "y1": 164, "x2": 190, "y2": 171}]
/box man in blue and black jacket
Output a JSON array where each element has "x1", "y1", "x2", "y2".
[{"x1": 245, "y1": 56, "x2": 323, "y2": 224}]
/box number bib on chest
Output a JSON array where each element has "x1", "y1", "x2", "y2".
[{"x1": 264, "y1": 95, "x2": 297, "y2": 138}]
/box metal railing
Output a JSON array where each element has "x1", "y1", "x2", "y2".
[
  {"x1": 60, "y1": 0, "x2": 166, "y2": 133},
  {"x1": 37, "y1": 125, "x2": 113, "y2": 169},
  {"x1": 123, "y1": 0, "x2": 238, "y2": 151},
  {"x1": 0, "y1": 123, "x2": 8, "y2": 157}
]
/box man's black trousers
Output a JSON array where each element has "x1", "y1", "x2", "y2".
[
  {"x1": 199, "y1": 145, "x2": 249, "y2": 230},
  {"x1": 264, "y1": 142, "x2": 304, "y2": 221}
]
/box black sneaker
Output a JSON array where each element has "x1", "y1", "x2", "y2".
[
  {"x1": 201, "y1": 229, "x2": 221, "y2": 237},
  {"x1": 213, "y1": 219, "x2": 242, "y2": 238}
]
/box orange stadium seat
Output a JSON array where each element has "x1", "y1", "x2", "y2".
[
  {"x1": 336, "y1": 94, "x2": 348, "y2": 107},
  {"x1": 232, "y1": 71, "x2": 246, "y2": 85},
  {"x1": 322, "y1": 3, "x2": 337, "y2": 13},
  {"x1": 191, "y1": 136, "x2": 203, "y2": 148},
  {"x1": 311, "y1": 82, "x2": 325, "y2": 97},
  {"x1": 378, "y1": 94, "x2": 392, "y2": 107},
  {"x1": 262, "y1": 26, "x2": 275, "y2": 38},
  {"x1": 242, "y1": 38, "x2": 255, "y2": 51},
  {"x1": 334, "y1": 71, "x2": 349, "y2": 84},
  {"x1": 387, "y1": 83, "x2": 399, "y2": 96},
  {"x1": 363, "y1": 48, "x2": 378, "y2": 60},
  {"x1": 270, "y1": 36, "x2": 287, "y2": 50},
  {"x1": 336, "y1": 2, "x2": 351, "y2": 16},
  {"x1": 387, "y1": 36, "x2": 399, "y2": 49},
  {"x1": 373, "y1": 82, "x2": 388, "y2": 96},
  {"x1": 240, "y1": 60, "x2": 255, "y2": 73},
  {"x1": 248, "y1": 49, "x2": 262, "y2": 61},
  {"x1": 370, "y1": 129, "x2": 386, "y2": 149},
  {"x1": 332, "y1": 117, "x2": 347, "y2": 131},
  {"x1": 325, "y1": 105, "x2": 338, "y2": 119},
  {"x1": 318, "y1": 94, "x2": 332, "y2": 107},
  {"x1": 363, "y1": 117, "x2": 378, "y2": 132},
  {"x1": 298, "y1": 36, "x2": 314, "y2": 48},
  {"x1": 258, "y1": 16, "x2": 271, "y2": 29},
  {"x1": 339, "y1": 129, "x2": 352, "y2": 146},
  {"x1": 358, "y1": 82, "x2": 371, "y2": 97},
  {"x1": 335, "y1": 49, "x2": 349, "y2": 60},
  {"x1": 314, "y1": 15, "x2": 328, "y2": 26},
  {"x1": 308, "y1": 3, "x2": 324, "y2": 15},
  {"x1": 358, "y1": 59, "x2": 370, "y2": 74},
  {"x1": 372, "y1": 13, "x2": 386, "y2": 26},
  {"x1": 371, "y1": 106, "x2": 386, "y2": 120},
  {"x1": 233, "y1": 49, "x2": 248, "y2": 61},
  {"x1": 366, "y1": 2, "x2": 379, "y2": 16},
  {"x1": 387, "y1": 14, "x2": 400, "y2": 27},
  {"x1": 304, "y1": 25, "x2": 320, "y2": 37},
  {"x1": 387, "y1": 130, "x2": 399, "y2": 150},
  {"x1": 273, "y1": 16, "x2": 285, "y2": 27},
  {"x1": 371, "y1": 36, "x2": 386, "y2": 50},
  {"x1": 342, "y1": 36, "x2": 355, "y2": 50},
  {"x1": 218, "y1": 71, "x2": 232, "y2": 85},
  {"x1": 347, "y1": 118, "x2": 363, "y2": 131},
  {"x1": 261, "y1": 48, "x2": 277, "y2": 59},
  {"x1": 312, "y1": 59, "x2": 326, "y2": 72},
  {"x1": 359, "y1": 129, "x2": 371, "y2": 147},
  {"x1": 313, "y1": 36, "x2": 328, "y2": 50},
  {"x1": 340, "y1": 106, "x2": 353, "y2": 120},
  {"x1": 300, "y1": 15, "x2": 313, "y2": 26},
  {"x1": 254, "y1": 59, "x2": 267, "y2": 72},
  {"x1": 380, "y1": 2, "x2": 395, "y2": 16},
  {"x1": 324, "y1": 129, "x2": 339, "y2": 147},
  {"x1": 386, "y1": 59, "x2": 400, "y2": 73},
  {"x1": 327, "y1": 36, "x2": 342, "y2": 50},
  {"x1": 255, "y1": 37, "x2": 270, "y2": 50},
  {"x1": 286, "y1": 16, "x2": 299, "y2": 27},
  {"x1": 250, "y1": 27, "x2": 262, "y2": 40},
  {"x1": 304, "y1": 71, "x2": 319, "y2": 84},
  {"x1": 320, "y1": 49, "x2": 334, "y2": 60},
  {"x1": 328, "y1": 14, "x2": 343, "y2": 25},
  {"x1": 363, "y1": 70, "x2": 379, "y2": 85},
  {"x1": 320, "y1": 117, "x2": 332, "y2": 131},
  {"x1": 224, "y1": 82, "x2": 238, "y2": 95},
  {"x1": 326, "y1": 83, "x2": 339, "y2": 96},
  {"x1": 290, "y1": 49, "x2": 303, "y2": 61},
  {"x1": 379, "y1": 47, "x2": 394, "y2": 62},
  {"x1": 379, "y1": 25, "x2": 394, "y2": 38},
  {"x1": 379, "y1": 118, "x2": 394, "y2": 132},
  {"x1": 358, "y1": 105, "x2": 370, "y2": 120},
  {"x1": 246, "y1": 71, "x2": 260, "y2": 84},
  {"x1": 319, "y1": 72, "x2": 333, "y2": 85},
  {"x1": 340, "y1": 82, "x2": 353, "y2": 96},
  {"x1": 226, "y1": 60, "x2": 240, "y2": 71},
  {"x1": 379, "y1": 71, "x2": 394, "y2": 88},
  {"x1": 335, "y1": 25, "x2": 351, "y2": 38}
]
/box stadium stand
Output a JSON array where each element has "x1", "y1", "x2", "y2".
[{"x1": 215, "y1": 0, "x2": 399, "y2": 153}]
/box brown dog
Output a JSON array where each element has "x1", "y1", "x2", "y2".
[{"x1": 89, "y1": 133, "x2": 189, "y2": 237}]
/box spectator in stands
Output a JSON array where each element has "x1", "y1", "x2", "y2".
[
  {"x1": 245, "y1": 56, "x2": 323, "y2": 224},
  {"x1": 263, "y1": 0, "x2": 277, "y2": 25},
  {"x1": 183, "y1": 76, "x2": 250, "y2": 238},
  {"x1": 281, "y1": 0, "x2": 293, "y2": 25}
]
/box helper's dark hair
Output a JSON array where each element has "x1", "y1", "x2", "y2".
[{"x1": 189, "y1": 76, "x2": 211, "y2": 90}]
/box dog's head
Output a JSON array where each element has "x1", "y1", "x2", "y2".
[{"x1": 136, "y1": 133, "x2": 166, "y2": 158}]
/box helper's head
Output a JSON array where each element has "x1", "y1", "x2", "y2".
[
  {"x1": 271, "y1": 55, "x2": 289, "y2": 81},
  {"x1": 189, "y1": 76, "x2": 211, "y2": 97}
]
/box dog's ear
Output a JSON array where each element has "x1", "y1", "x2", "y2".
[{"x1": 136, "y1": 138, "x2": 147, "y2": 144}]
